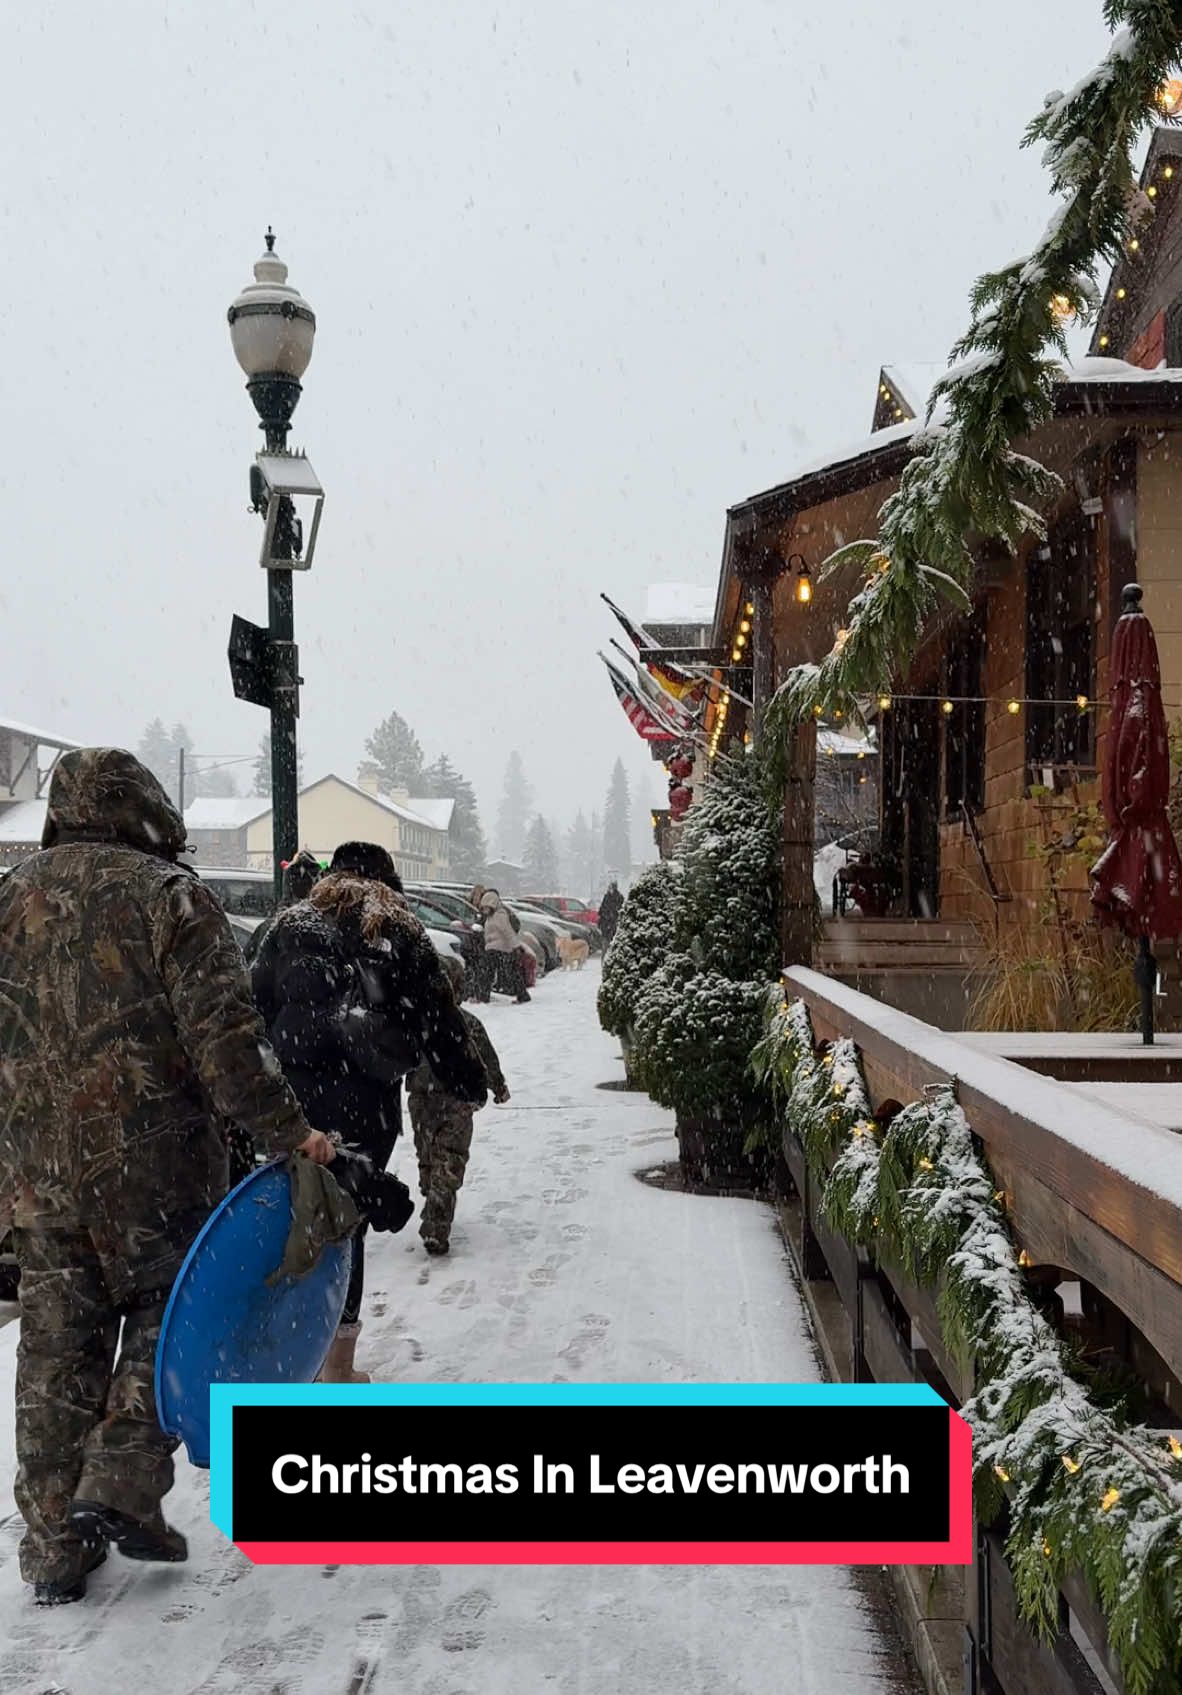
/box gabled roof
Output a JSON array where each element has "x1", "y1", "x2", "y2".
[
  {"x1": 184, "y1": 796, "x2": 268, "y2": 831},
  {"x1": 0, "y1": 718, "x2": 80, "y2": 751},
  {"x1": 405, "y1": 796, "x2": 455, "y2": 832},
  {"x1": 268, "y1": 773, "x2": 452, "y2": 837},
  {"x1": 1089, "y1": 126, "x2": 1182, "y2": 358},
  {"x1": 644, "y1": 582, "x2": 716, "y2": 626}
]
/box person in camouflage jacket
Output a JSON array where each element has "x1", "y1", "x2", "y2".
[
  {"x1": 407, "y1": 997, "x2": 510, "y2": 1256},
  {"x1": 0, "y1": 748, "x2": 331, "y2": 1605}
]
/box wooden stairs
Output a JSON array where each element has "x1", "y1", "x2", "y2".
[{"x1": 815, "y1": 920, "x2": 986, "y2": 1029}]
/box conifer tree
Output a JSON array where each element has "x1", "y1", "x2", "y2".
[
  {"x1": 364, "y1": 710, "x2": 425, "y2": 792},
  {"x1": 602, "y1": 759, "x2": 632, "y2": 878},
  {"x1": 421, "y1": 753, "x2": 487, "y2": 880},
  {"x1": 495, "y1": 751, "x2": 533, "y2": 861}
]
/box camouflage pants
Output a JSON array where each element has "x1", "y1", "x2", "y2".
[
  {"x1": 12, "y1": 1223, "x2": 180, "y2": 1586},
  {"x1": 410, "y1": 1098, "x2": 475, "y2": 1246}
]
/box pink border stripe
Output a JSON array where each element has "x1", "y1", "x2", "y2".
[{"x1": 238, "y1": 1538, "x2": 966, "y2": 1566}]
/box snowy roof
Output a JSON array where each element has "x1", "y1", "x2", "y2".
[
  {"x1": 289, "y1": 774, "x2": 452, "y2": 836},
  {"x1": 0, "y1": 798, "x2": 46, "y2": 841},
  {"x1": 740, "y1": 355, "x2": 1182, "y2": 512},
  {"x1": 0, "y1": 718, "x2": 80, "y2": 750},
  {"x1": 405, "y1": 796, "x2": 455, "y2": 832},
  {"x1": 183, "y1": 797, "x2": 266, "y2": 832},
  {"x1": 644, "y1": 582, "x2": 716, "y2": 626},
  {"x1": 881, "y1": 363, "x2": 945, "y2": 419},
  {"x1": 818, "y1": 730, "x2": 876, "y2": 758}
]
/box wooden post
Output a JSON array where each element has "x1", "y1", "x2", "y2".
[
  {"x1": 781, "y1": 717, "x2": 817, "y2": 967},
  {"x1": 751, "y1": 578, "x2": 776, "y2": 736}
]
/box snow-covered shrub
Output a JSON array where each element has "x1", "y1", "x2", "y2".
[
  {"x1": 597, "y1": 860, "x2": 679, "y2": 1039},
  {"x1": 633, "y1": 964, "x2": 769, "y2": 1129},
  {"x1": 672, "y1": 754, "x2": 778, "y2": 979},
  {"x1": 629, "y1": 754, "x2": 781, "y2": 1137}
]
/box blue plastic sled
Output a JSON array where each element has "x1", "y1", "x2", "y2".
[{"x1": 155, "y1": 1159, "x2": 352, "y2": 1468}]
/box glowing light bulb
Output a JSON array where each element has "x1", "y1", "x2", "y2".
[
  {"x1": 1129, "y1": 238, "x2": 1141, "y2": 253},
  {"x1": 1148, "y1": 185, "x2": 1158, "y2": 199},
  {"x1": 833, "y1": 628, "x2": 850, "y2": 654},
  {"x1": 1157, "y1": 77, "x2": 1182, "y2": 117},
  {"x1": 1061, "y1": 1455, "x2": 1081, "y2": 1475},
  {"x1": 1169, "y1": 1436, "x2": 1182, "y2": 1460},
  {"x1": 1117, "y1": 286, "x2": 1127, "y2": 299},
  {"x1": 1099, "y1": 335, "x2": 1110, "y2": 349},
  {"x1": 796, "y1": 575, "x2": 813, "y2": 605},
  {"x1": 1101, "y1": 1487, "x2": 1120, "y2": 1513},
  {"x1": 918, "y1": 1156, "x2": 934, "y2": 1170},
  {"x1": 877, "y1": 694, "x2": 892, "y2": 712},
  {"x1": 1076, "y1": 694, "x2": 1089, "y2": 711},
  {"x1": 744, "y1": 602, "x2": 754, "y2": 616},
  {"x1": 941, "y1": 698, "x2": 954, "y2": 716},
  {"x1": 1166, "y1": 166, "x2": 1176, "y2": 180},
  {"x1": 994, "y1": 1465, "x2": 1011, "y2": 1484},
  {"x1": 1050, "y1": 293, "x2": 1075, "y2": 322},
  {"x1": 1018, "y1": 1249, "x2": 1032, "y2": 1268},
  {"x1": 739, "y1": 619, "x2": 751, "y2": 634},
  {"x1": 1007, "y1": 699, "x2": 1021, "y2": 716}
]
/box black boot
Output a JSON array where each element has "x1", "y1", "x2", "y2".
[
  {"x1": 69, "y1": 1501, "x2": 188, "y2": 1564},
  {"x1": 33, "y1": 1539, "x2": 107, "y2": 1606}
]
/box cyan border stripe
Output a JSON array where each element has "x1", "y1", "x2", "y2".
[{"x1": 208, "y1": 1381, "x2": 945, "y2": 1541}]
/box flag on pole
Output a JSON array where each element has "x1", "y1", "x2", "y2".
[
  {"x1": 600, "y1": 593, "x2": 658, "y2": 652},
  {"x1": 600, "y1": 593, "x2": 705, "y2": 701},
  {"x1": 600, "y1": 655, "x2": 680, "y2": 743},
  {"x1": 608, "y1": 640, "x2": 699, "y2": 733}
]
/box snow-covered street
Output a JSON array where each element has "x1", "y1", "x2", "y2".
[{"x1": 0, "y1": 964, "x2": 913, "y2": 1694}]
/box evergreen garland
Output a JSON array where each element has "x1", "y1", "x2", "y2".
[
  {"x1": 768, "y1": 5, "x2": 1182, "y2": 735},
  {"x1": 758, "y1": 993, "x2": 1182, "y2": 1695}
]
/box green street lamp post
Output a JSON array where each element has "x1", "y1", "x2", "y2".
[{"x1": 226, "y1": 230, "x2": 324, "y2": 903}]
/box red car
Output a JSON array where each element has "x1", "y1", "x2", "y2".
[{"x1": 526, "y1": 894, "x2": 600, "y2": 927}]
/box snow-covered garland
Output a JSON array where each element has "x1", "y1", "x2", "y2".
[
  {"x1": 752, "y1": 992, "x2": 1182, "y2": 1695},
  {"x1": 767, "y1": 2, "x2": 1182, "y2": 747}
]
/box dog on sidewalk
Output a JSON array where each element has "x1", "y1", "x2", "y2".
[{"x1": 557, "y1": 934, "x2": 590, "y2": 970}]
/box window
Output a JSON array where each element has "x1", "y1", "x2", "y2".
[
  {"x1": 944, "y1": 613, "x2": 986, "y2": 819},
  {"x1": 1025, "y1": 507, "x2": 1097, "y2": 781}
]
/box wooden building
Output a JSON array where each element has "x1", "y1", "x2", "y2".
[{"x1": 708, "y1": 126, "x2": 1182, "y2": 1010}]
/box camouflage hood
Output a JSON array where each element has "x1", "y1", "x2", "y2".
[{"x1": 41, "y1": 747, "x2": 187, "y2": 859}]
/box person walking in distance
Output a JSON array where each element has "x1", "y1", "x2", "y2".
[
  {"x1": 598, "y1": 879, "x2": 624, "y2": 943},
  {"x1": 408, "y1": 982, "x2": 510, "y2": 1255},
  {"x1": 0, "y1": 749, "x2": 332, "y2": 1606},
  {"x1": 251, "y1": 841, "x2": 487, "y2": 1380},
  {"x1": 478, "y1": 889, "x2": 530, "y2": 1003}
]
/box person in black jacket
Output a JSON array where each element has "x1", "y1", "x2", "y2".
[
  {"x1": 251, "y1": 840, "x2": 487, "y2": 1380},
  {"x1": 598, "y1": 880, "x2": 624, "y2": 943}
]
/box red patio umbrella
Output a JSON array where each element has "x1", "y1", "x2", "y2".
[{"x1": 1090, "y1": 583, "x2": 1182, "y2": 1043}]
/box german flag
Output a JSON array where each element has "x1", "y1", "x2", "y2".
[{"x1": 601, "y1": 593, "x2": 703, "y2": 702}]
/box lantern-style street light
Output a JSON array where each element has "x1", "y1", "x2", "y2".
[{"x1": 226, "y1": 231, "x2": 323, "y2": 900}]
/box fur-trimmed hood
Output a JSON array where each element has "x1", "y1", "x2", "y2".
[{"x1": 306, "y1": 870, "x2": 420, "y2": 944}]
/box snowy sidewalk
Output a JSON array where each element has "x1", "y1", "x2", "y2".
[{"x1": 0, "y1": 964, "x2": 914, "y2": 1695}]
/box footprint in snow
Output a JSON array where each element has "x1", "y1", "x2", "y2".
[{"x1": 438, "y1": 1279, "x2": 479, "y2": 1309}]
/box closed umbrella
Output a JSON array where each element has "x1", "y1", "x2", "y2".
[{"x1": 1090, "y1": 583, "x2": 1182, "y2": 1043}]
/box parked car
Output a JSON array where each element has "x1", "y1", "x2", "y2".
[
  {"x1": 526, "y1": 893, "x2": 601, "y2": 928},
  {"x1": 192, "y1": 864, "x2": 275, "y2": 920},
  {"x1": 523, "y1": 895, "x2": 605, "y2": 952}
]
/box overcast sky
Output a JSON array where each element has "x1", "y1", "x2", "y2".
[{"x1": 0, "y1": 1, "x2": 1115, "y2": 852}]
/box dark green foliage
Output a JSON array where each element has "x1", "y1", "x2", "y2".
[
  {"x1": 627, "y1": 752, "x2": 781, "y2": 1131},
  {"x1": 420, "y1": 754, "x2": 487, "y2": 881},
  {"x1": 672, "y1": 753, "x2": 779, "y2": 980},
  {"x1": 597, "y1": 861, "x2": 679, "y2": 1038},
  {"x1": 364, "y1": 711, "x2": 425, "y2": 792},
  {"x1": 634, "y1": 964, "x2": 769, "y2": 1128}
]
